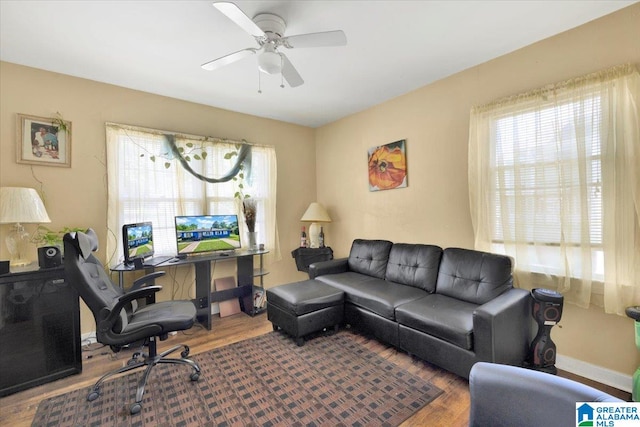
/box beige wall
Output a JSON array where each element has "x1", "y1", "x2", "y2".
[
  {"x1": 315, "y1": 4, "x2": 640, "y2": 378},
  {"x1": 1, "y1": 3, "x2": 638, "y2": 384},
  {"x1": 0, "y1": 62, "x2": 314, "y2": 332}
]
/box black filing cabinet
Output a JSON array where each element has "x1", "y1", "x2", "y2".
[{"x1": 0, "y1": 266, "x2": 82, "y2": 396}]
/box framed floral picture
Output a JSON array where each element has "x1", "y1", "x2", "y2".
[
  {"x1": 16, "y1": 113, "x2": 72, "y2": 167},
  {"x1": 368, "y1": 139, "x2": 407, "y2": 191}
]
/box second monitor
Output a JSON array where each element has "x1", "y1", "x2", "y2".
[{"x1": 174, "y1": 214, "x2": 241, "y2": 256}]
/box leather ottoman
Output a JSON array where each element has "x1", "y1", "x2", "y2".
[{"x1": 267, "y1": 279, "x2": 344, "y2": 346}]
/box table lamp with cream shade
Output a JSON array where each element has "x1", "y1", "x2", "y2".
[
  {"x1": 0, "y1": 187, "x2": 51, "y2": 267},
  {"x1": 300, "y1": 202, "x2": 331, "y2": 248}
]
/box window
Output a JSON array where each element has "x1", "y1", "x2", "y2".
[
  {"x1": 491, "y1": 95, "x2": 604, "y2": 280},
  {"x1": 469, "y1": 65, "x2": 639, "y2": 315},
  {"x1": 106, "y1": 124, "x2": 280, "y2": 266}
]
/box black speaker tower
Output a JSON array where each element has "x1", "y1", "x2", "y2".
[{"x1": 527, "y1": 288, "x2": 564, "y2": 374}]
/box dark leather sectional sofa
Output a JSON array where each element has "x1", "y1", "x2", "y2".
[{"x1": 308, "y1": 239, "x2": 532, "y2": 378}]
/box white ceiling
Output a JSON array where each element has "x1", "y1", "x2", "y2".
[{"x1": 1, "y1": 1, "x2": 635, "y2": 128}]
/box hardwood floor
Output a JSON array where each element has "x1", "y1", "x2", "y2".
[{"x1": 0, "y1": 313, "x2": 629, "y2": 426}]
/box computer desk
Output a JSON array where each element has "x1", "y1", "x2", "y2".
[{"x1": 111, "y1": 249, "x2": 268, "y2": 330}]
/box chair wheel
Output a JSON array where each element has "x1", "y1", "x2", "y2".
[
  {"x1": 130, "y1": 402, "x2": 142, "y2": 415},
  {"x1": 87, "y1": 390, "x2": 100, "y2": 402},
  {"x1": 181, "y1": 346, "x2": 190, "y2": 358},
  {"x1": 190, "y1": 372, "x2": 200, "y2": 381},
  {"x1": 272, "y1": 324, "x2": 279, "y2": 331},
  {"x1": 127, "y1": 352, "x2": 141, "y2": 365}
]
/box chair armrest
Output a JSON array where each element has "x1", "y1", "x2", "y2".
[
  {"x1": 129, "y1": 271, "x2": 166, "y2": 291},
  {"x1": 128, "y1": 271, "x2": 165, "y2": 304},
  {"x1": 308, "y1": 258, "x2": 349, "y2": 279},
  {"x1": 473, "y1": 288, "x2": 531, "y2": 364},
  {"x1": 469, "y1": 362, "x2": 622, "y2": 427},
  {"x1": 98, "y1": 285, "x2": 162, "y2": 334}
]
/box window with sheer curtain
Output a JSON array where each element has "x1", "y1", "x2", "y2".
[
  {"x1": 105, "y1": 123, "x2": 280, "y2": 267},
  {"x1": 468, "y1": 64, "x2": 639, "y2": 315}
]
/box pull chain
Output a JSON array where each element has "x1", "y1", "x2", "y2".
[
  {"x1": 280, "y1": 54, "x2": 284, "y2": 88},
  {"x1": 258, "y1": 69, "x2": 262, "y2": 94}
]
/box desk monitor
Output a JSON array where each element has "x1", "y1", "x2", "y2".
[
  {"x1": 122, "y1": 222, "x2": 155, "y2": 264},
  {"x1": 174, "y1": 214, "x2": 241, "y2": 256}
]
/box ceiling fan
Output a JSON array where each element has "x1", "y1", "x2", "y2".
[{"x1": 201, "y1": 2, "x2": 347, "y2": 88}]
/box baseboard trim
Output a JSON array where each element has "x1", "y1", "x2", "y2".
[{"x1": 556, "y1": 354, "x2": 632, "y2": 393}]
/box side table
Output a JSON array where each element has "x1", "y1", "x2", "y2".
[{"x1": 291, "y1": 247, "x2": 333, "y2": 273}]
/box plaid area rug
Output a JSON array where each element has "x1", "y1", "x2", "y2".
[{"x1": 32, "y1": 330, "x2": 443, "y2": 426}]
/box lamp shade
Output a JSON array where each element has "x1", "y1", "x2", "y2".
[
  {"x1": 258, "y1": 51, "x2": 282, "y2": 75},
  {"x1": 300, "y1": 202, "x2": 331, "y2": 223},
  {"x1": 301, "y1": 202, "x2": 331, "y2": 248},
  {"x1": 0, "y1": 187, "x2": 51, "y2": 224}
]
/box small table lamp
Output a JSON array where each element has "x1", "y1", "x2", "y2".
[
  {"x1": 301, "y1": 202, "x2": 331, "y2": 248},
  {"x1": 0, "y1": 187, "x2": 51, "y2": 267}
]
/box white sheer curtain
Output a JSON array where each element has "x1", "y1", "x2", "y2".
[
  {"x1": 105, "y1": 123, "x2": 281, "y2": 267},
  {"x1": 468, "y1": 64, "x2": 639, "y2": 315}
]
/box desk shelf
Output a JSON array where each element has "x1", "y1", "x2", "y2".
[
  {"x1": 250, "y1": 252, "x2": 268, "y2": 314},
  {"x1": 112, "y1": 250, "x2": 269, "y2": 330},
  {"x1": 253, "y1": 268, "x2": 269, "y2": 277}
]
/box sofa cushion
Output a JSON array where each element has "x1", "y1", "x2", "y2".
[
  {"x1": 395, "y1": 294, "x2": 477, "y2": 350},
  {"x1": 435, "y1": 248, "x2": 513, "y2": 305},
  {"x1": 315, "y1": 272, "x2": 426, "y2": 320},
  {"x1": 348, "y1": 239, "x2": 393, "y2": 279},
  {"x1": 386, "y1": 243, "x2": 443, "y2": 292}
]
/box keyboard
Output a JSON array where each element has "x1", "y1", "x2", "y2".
[{"x1": 142, "y1": 256, "x2": 173, "y2": 267}]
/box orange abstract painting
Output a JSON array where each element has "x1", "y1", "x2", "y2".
[{"x1": 368, "y1": 140, "x2": 407, "y2": 191}]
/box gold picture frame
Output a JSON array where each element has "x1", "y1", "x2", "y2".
[{"x1": 16, "y1": 113, "x2": 72, "y2": 167}]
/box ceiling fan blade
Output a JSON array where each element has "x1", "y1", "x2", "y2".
[
  {"x1": 201, "y1": 48, "x2": 257, "y2": 71},
  {"x1": 283, "y1": 30, "x2": 347, "y2": 49},
  {"x1": 280, "y1": 53, "x2": 304, "y2": 87},
  {"x1": 213, "y1": 2, "x2": 265, "y2": 38}
]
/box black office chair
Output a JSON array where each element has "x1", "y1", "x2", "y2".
[{"x1": 63, "y1": 229, "x2": 201, "y2": 415}]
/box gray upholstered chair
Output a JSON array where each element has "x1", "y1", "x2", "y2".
[
  {"x1": 469, "y1": 362, "x2": 623, "y2": 427},
  {"x1": 63, "y1": 229, "x2": 201, "y2": 415}
]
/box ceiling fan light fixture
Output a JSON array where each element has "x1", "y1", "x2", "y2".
[
  {"x1": 258, "y1": 51, "x2": 282, "y2": 75},
  {"x1": 206, "y1": 3, "x2": 347, "y2": 87}
]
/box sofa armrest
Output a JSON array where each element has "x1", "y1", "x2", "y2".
[
  {"x1": 469, "y1": 362, "x2": 622, "y2": 427},
  {"x1": 308, "y1": 258, "x2": 349, "y2": 279},
  {"x1": 473, "y1": 288, "x2": 531, "y2": 365}
]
